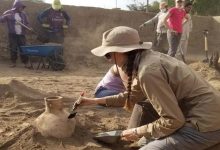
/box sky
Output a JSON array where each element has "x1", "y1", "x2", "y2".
[{"x1": 44, "y1": 0, "x2": 158, "y2": 10}]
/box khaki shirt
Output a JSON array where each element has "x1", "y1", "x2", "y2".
[{"x1": 105, "y1": 50, "x2": 220, "y2": 139}]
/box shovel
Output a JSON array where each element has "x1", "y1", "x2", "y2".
[
  {"x1": 68, "y1": 92, "x2": 84, "y2": 119},
  {"x1": 202, "y1": 29, "x2": 209, "y2": 63},
  {"x1": 16, "y1": 20, "x2": 49, "y2": 43}
]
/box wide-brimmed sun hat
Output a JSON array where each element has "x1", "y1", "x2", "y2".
[{"x1": 91, "y1": 26, "x2": 152, "y2": 57}]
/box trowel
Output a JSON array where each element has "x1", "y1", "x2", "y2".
[
  {"x1": 93, "y1": 130, "x2": 123, "y2": 144},
  {"x1": 68, "y1": 92, "x2": 84, "y2": 119}
]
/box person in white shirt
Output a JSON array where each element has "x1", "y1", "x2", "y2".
[
  {"x1": 139, "y1": 2, "x2": 168, "y2": 53},
  {"x1": 0, "y1": 0, "x2": 30, "y2": 68}
]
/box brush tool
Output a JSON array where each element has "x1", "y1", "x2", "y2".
[{"x1": 68, "y1": 92, "x2": 84, "y2": 119}]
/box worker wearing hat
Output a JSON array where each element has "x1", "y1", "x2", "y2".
[
  {"x1": 0, "y1": 0, "x2": 30, "y2": 68},
  {"x1": 77, "y1": 26, "x2": 220, "y2": 149},
  {"x1": 38, "y1": 0, "x2": 70, "y2": 43}
]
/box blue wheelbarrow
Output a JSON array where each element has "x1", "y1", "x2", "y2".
[{"x1": 20, "y1": 44, "x2": 65, "y2": 71}]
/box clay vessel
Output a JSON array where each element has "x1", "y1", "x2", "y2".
[{"x1": 35, "y1": 96, "x2": 76, "y2": 138}]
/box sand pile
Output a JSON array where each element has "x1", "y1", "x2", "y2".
[
  {"x1": 189, "y1": 61, "x2": 220, "y2": 90},
  {"x1": 0, "y1": 80, "x2": 130, "y2": 150},
  {"x1": 0, "y1": 1, "x2": 220, "y2": 149},
  {"x1": 0, "y1": 62, "x2": 220, "y2": 149}
]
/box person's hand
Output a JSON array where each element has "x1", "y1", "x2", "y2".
[
  {"x1": 121, "y1": 128, "x2": 140, "y2": 142},
  {"x1": 1, "y1": 13, "x2": 14, "y2": 21},
  {"x1": 78, "y1": 97, "x2": 97, "y2": 106},
  {"x1": 139, "y1": 24, "x2": 145, "y2": 30},
  {"x1": 2, "y1": 13, "x2": 12, "y2": 18},
  {"x1": 15, "y1": 20, "x2": 20, "y2": 25},
  {"x1": 42, "y1": 23, "x2": 50, "y2": 28},
  {"x1": 62, "y1": 25, "x2": 68, "y2": 29}
]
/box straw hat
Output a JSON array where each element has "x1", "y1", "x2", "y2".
[{"x1": 91, "y1": 26, "x2": 152, "y2": 57}]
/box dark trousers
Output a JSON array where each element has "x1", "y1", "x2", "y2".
[
  {"x1": 41, "y1": 29, "x2": 64, "y2": 44},
  {"x1": 94, "y1": 86, "x2": 120, "y2": 98},
  {"x1": 152, "y1": 32, "x2": 168, "y2": 54},
  {"x1": 8, "y1": 34, "x2": 28, "y2": 64},
  {"x1": 49, "y1": 31, "x2": 64, "y2": 43},
  {"x1": 128, "y1": 101, "x2": 220, "y2": 150},
  {"x1": 167, "y1": 30, "x2": 182, "y2": 57}
]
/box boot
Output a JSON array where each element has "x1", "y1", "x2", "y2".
[
  {"x1": 209, "y1": 51, "x2": 219, "y2": 70},
  {"x1": 127, "y1": 101, "x2": 159, "y2": 149},
  {"x1": 127, "y1": 101, "x2": 159, "y2": 129}
]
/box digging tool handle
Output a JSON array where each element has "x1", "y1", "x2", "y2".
[
  {"x1": 205, "y1": 36, "x2": 208, "y2": 52},
  {"x1": 16, "y1": 20, "x2": 50, "y2": 43},
  {"x1": 16, "y1": 20, "x2": 37, "y2": 35}
]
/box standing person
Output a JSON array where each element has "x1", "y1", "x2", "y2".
[
  {"x1": 37, "y1": 0, "x2": 70, "y2": 43},
  {"x1": 77, "y1": 26, "x2": 220, "y2": 149},
  {"x1": 139, "y1": 2, "x2": 168, "y2": 53},
  {"x1": 164, "y1": 0, "x2": 187, "y2": 57},
  {"x1": 95, "y1": 65, "x2": 125, "y2": 98},
  {"x1": 0, "y1": 0, "x2": 30, "y2": 68},
  {"x1": 176, "y1": 2, "x2": 193, "y2": 62}
]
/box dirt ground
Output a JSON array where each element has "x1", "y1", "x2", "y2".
[
  {"x1": 1, "y1": 1, "x2": 220, "y2": 150},
  {"x1": 0, "y1": 57, "x2": 220, "y2": 150},
  {"x1": 0, "y1": 60, "x2": 131, "y2": 150}
]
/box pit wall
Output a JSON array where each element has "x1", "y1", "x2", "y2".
[{"x1": 0, "y1": 1, "x2": 219, "y2": 66}]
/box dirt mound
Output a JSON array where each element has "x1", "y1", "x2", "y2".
[
  {"x1": 1, "y1": 1, "x2": 220, "y2": 149},
  {"x1": 0, "y1": 80, "x2": 130, "y2": 150},
  {"x1": 0, "y1": 81, "x2": 45, "y2": 149},
  {"x1": 9, "y1": 80, "x2": 51, "y2": 100},
  {"x1": 1, "y1": 63, "x2": 220, "y2": 149},
  {"x1": 189, "y1": 61, "x2": 220, "y2": 90},
  {"x1": 189, "y1": 61, "x2": 219, "y2": 80}
]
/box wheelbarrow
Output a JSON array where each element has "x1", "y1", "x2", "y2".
[{"x1": 20, "y1": 44, "x2": 65, "y2": 71}]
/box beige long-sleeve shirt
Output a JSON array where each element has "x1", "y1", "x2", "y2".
[{"x1": 105, "y1": 50, "x2": 220, "y2": 139}]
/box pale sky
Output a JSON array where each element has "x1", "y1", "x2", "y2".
[{"x1": 44, "y1": 0, "x2": 158, "y2": 10}]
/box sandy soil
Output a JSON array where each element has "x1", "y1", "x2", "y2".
[
  {"x1": 0, "y1": 58, "x2": 220, "y2": 150},
  {"x1": 0, "y1": 1, "x2": 220, "y2": 149},
  {"x1": 0, "y1": 60, "x2": 131, "y2": 150}
]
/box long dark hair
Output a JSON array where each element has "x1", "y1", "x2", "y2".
[{"x1": 123, "y1": 49, "x2": 145, "y2": 111}]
